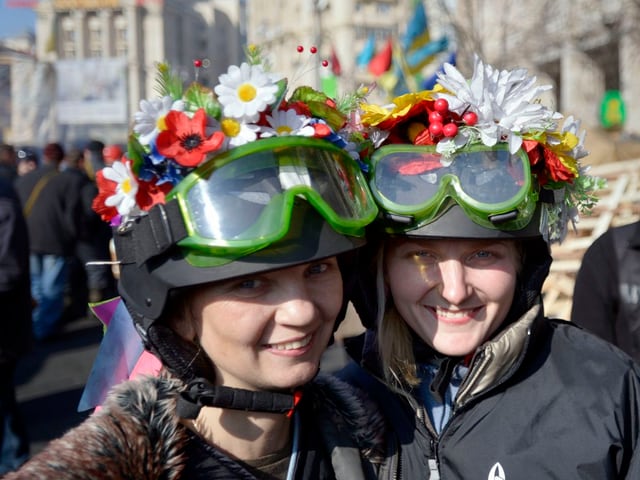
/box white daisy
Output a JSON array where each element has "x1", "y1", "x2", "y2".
[
  {"x1": 102, "y1": 160, "x2": 141, "y2": 217},
  {"x1": 557, "y1": 115, "x2": 589, "y2": 160},
  {"x1": 260, "y1": 109, "x2": 315, "y2": 137},
  {"x1": 133, "y1": 96, "x2": 185, "y2": 145},
  {"x1": 220, "y1": 117, "x2": 261, "y2": 148},
  {"x1": 214, "y1": 62, "x2": 282, "y2": 122},
  {"x1": 435, "y1": 56, "x2": 561, "y2": 153}
]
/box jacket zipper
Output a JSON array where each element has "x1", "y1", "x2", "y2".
[{"x1": 416, "y1": 404, "x2": 440, "y2": 479}]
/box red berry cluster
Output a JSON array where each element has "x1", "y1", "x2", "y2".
[
  {"x1": 296, "y1": 45, "x2": 329, "y2": 68},
  {"x1": 427, "y1": 98, "x2": 478, "y2": 141}
]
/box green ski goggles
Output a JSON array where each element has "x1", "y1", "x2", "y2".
[
  {"x1": 168, "y1": 136, "x2": 378, "y2": 256},
  {"x1": 369, "y1": 144, "x2": 539, "y2": 232}
]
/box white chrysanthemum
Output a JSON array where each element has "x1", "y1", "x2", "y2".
[
  {"x1": 557, "y1": 115, "x2": 589, "y2": 160},
  {"x1": 102, "y1": 161, "x2": 141, "y2": 217},
  {"x1": 133, "y1": 96, "x2": 185, "y2": 145},
  {"x1": 214, "y1": 62, "x2": 282, "y2": 122},
  {"x1": 260, "y1": 109, "x2": 315, "y2": 137},
  {"x1": 435, "y1": 56, "x2": 561, "y2": 153},
  {"x1": 220, "y1": 117, "x2": 261, "y2": 147}
]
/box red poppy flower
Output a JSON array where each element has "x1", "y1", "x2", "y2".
[{"x1": 156, "y1": 109, "x2": 225, "y2": 167}]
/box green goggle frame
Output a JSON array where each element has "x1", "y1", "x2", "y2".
[
  {"x1": 168, "y1": 136, "x2": 378, "y2": 260},
  {"x1": 369, "y1": 143, "x2": 539, "y2": 233}
]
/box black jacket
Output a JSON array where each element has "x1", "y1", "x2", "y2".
[
  {"x1": 14, "y1": 164, "x2": 84, "y2": 256},
  {"x1": 0, "y1": 178, "x2": 32, "y2": 362},
  {"x1": 572, "y1": 221, "x2": 640, "y2": 361},
  {"x1": 341, "y1": 301, "x2": 640, "y2": 479},
  {"x1": 5, "y1": 371, "x2": 389, "y2": 479}
]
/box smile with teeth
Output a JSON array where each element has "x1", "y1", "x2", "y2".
[
  {"x1": 268, "y1": 334, "x2": 312, "y2": 351},
  {"x1": 433, "y1": 307, "x2": 477, "y2": 320}
]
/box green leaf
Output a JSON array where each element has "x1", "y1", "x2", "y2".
[
  {"x1": 289, "y1": 86, "x2": 347, "y2": 131},
  {"x1": 184, "y1": 82, "x2": 221, "y2": 119},
  {"x1": 289, "y1": 85, "x2": 328, "y2": 105},
  {"x1": 126, "y1": 134, "x2": 147, "y2": 175},
  {"x1": 306, "y1": 100, "x2": 347, "y2": 131},
  {"x1": 153, "y1": 62, "x2": 183, "y2": 99}
]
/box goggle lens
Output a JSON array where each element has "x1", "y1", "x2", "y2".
[
  {"x1": 370, "y1": 145, "x2": 534, "y2": 229},
  {"x1": 170, "y1": 138, "x2": 377, "y2": 253}
]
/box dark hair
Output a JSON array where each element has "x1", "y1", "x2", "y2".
[{"x1": 43, "y1": 142, "x2": 65, "y2": 163}]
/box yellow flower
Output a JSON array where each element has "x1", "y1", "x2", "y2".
[{"x1": 361, "y1": 90, "x2": 436, "y2": 127}]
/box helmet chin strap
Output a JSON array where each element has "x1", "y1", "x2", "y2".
[
  {"x1": 176, "y1": 379, "x2": 303, "y2": 419},
  {"x1": 145, "y1": 323, "x2": 306, "y2": 419}
]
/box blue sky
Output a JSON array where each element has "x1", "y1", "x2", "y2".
[{"x1": 0, "y1": 3, "x2": 36, "y2": 39}]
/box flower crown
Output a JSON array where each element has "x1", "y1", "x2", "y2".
[
  {"x1": 360, "y1": 55, "x2": 605, "y2": 243},
  {"x1": 92, "y1": 46, "x2": 373, "y2": 226}
]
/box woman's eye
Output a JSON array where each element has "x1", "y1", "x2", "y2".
[
  {"x1": 236, "y1": 278, "x2": 262, "y2": 290},
  {"x1": 307, "y1": 262, "x2": 329, "y2": 276},
  {"x1": 412, "y1": 250, "x2": 435, "y2": 260}
]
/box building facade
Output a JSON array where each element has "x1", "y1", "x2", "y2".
[
  {"x1": 8, "y1": 0, "x2": 246, "y2": 146},
  {"x1": 2, "y1": 0, "x2": 639, "y2": 150}
]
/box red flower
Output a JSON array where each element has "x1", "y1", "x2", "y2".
[
  {"x1": 286, "y1": 100, "x2": 312, "y2": 117},
  {"x1": 136, "y1": 179, "x2": 173, "y2": 212},
  {"x1": 156, "y1": 109, "x2": 225, "y2": 167},
  {"x1": 522, "y1": 139, "x2": 543, "y2": 167},
  {"x1": 312, "y1": 122, "x2": 332, "y2": 138},
  {"x1": 542, "y1": 146, "x2": 575, "y2": 183},
  {"x1": 92, "y1": 169, "x2": 118, "y2": 222},
  {"x1": 523, "y1": 139, "x2": 575, "y2": 185}
]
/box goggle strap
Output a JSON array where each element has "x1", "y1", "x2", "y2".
[
  {"x1": 114, "y1": 200, "x2": 188, "y2": 266},
  {"x1": 488, "y1": 210, "x2": 519, "y2": 225},
  {"x1": 385, "y1": 212, "x2": 414, "y2": 225}
]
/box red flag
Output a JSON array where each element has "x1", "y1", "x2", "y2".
[
  {"x1": 368, "y1": 38, "x2": 393, "y2": 76},
  {"x1": 330, "y1": 46, "x2": 342, "y2": 76}
]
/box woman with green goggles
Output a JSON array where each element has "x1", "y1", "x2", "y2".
[
  {"x1": 338, "y1": 56, "x2": 640, "y2": 480},
  {"x1": 6, "y1": 56, "x2": 390, "y2": 480}
]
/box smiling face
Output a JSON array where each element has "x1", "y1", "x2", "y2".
[
  {"x1": 385, "y1": 237, "x2": 520, "y2": 357},
  {"x1": 182, "y1": 258, "x2": 342, "y2": 391}
]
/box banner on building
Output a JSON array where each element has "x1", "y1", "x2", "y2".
[{"x1": 55, "y1": 57, "x2": 127, "y2": 125}]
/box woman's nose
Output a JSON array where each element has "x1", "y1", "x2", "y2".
[
  {"x1": 274, "y1": 283, "x2": 317, "y2": 326},
  {"x1": 437, "y1": 259, "x2": 471, "y2": 305}
]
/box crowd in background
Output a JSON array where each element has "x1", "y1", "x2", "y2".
[{"x1": 0, "y1": 139, "x2": 121, "y2": 474}]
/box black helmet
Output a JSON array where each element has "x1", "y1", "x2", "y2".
[
  {"x1": 93, "y1": 57, "x2": 378, "y2": 415},
  {"x1": 350, "y1": 55, "x2": 603, "y2": 328},
  {"x1": 361, "y1": 55, "x2": 603, "y2": 244}
]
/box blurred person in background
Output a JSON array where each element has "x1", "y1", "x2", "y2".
[
  {"x1": 0, "y1": 144, "x2": 17, "y2": 181},
  {"x1": 101, "y1": 143, "x2": 123, "y2": 167},
  {"x1": 15, "y1": 149, "x2": 38, "y2": 178},
  {"x1": 572, "y1": 220, "x2": 640, "y2": 362},
  {"x1": 76, "y1": 141, "x2": 116, "y2": 306},
  {"x1": 0, "y1": 176, "x2": 32, "y2": 474},
  {"x1": 14, "y1": 142, "x2": 85, "y2": 340}
]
